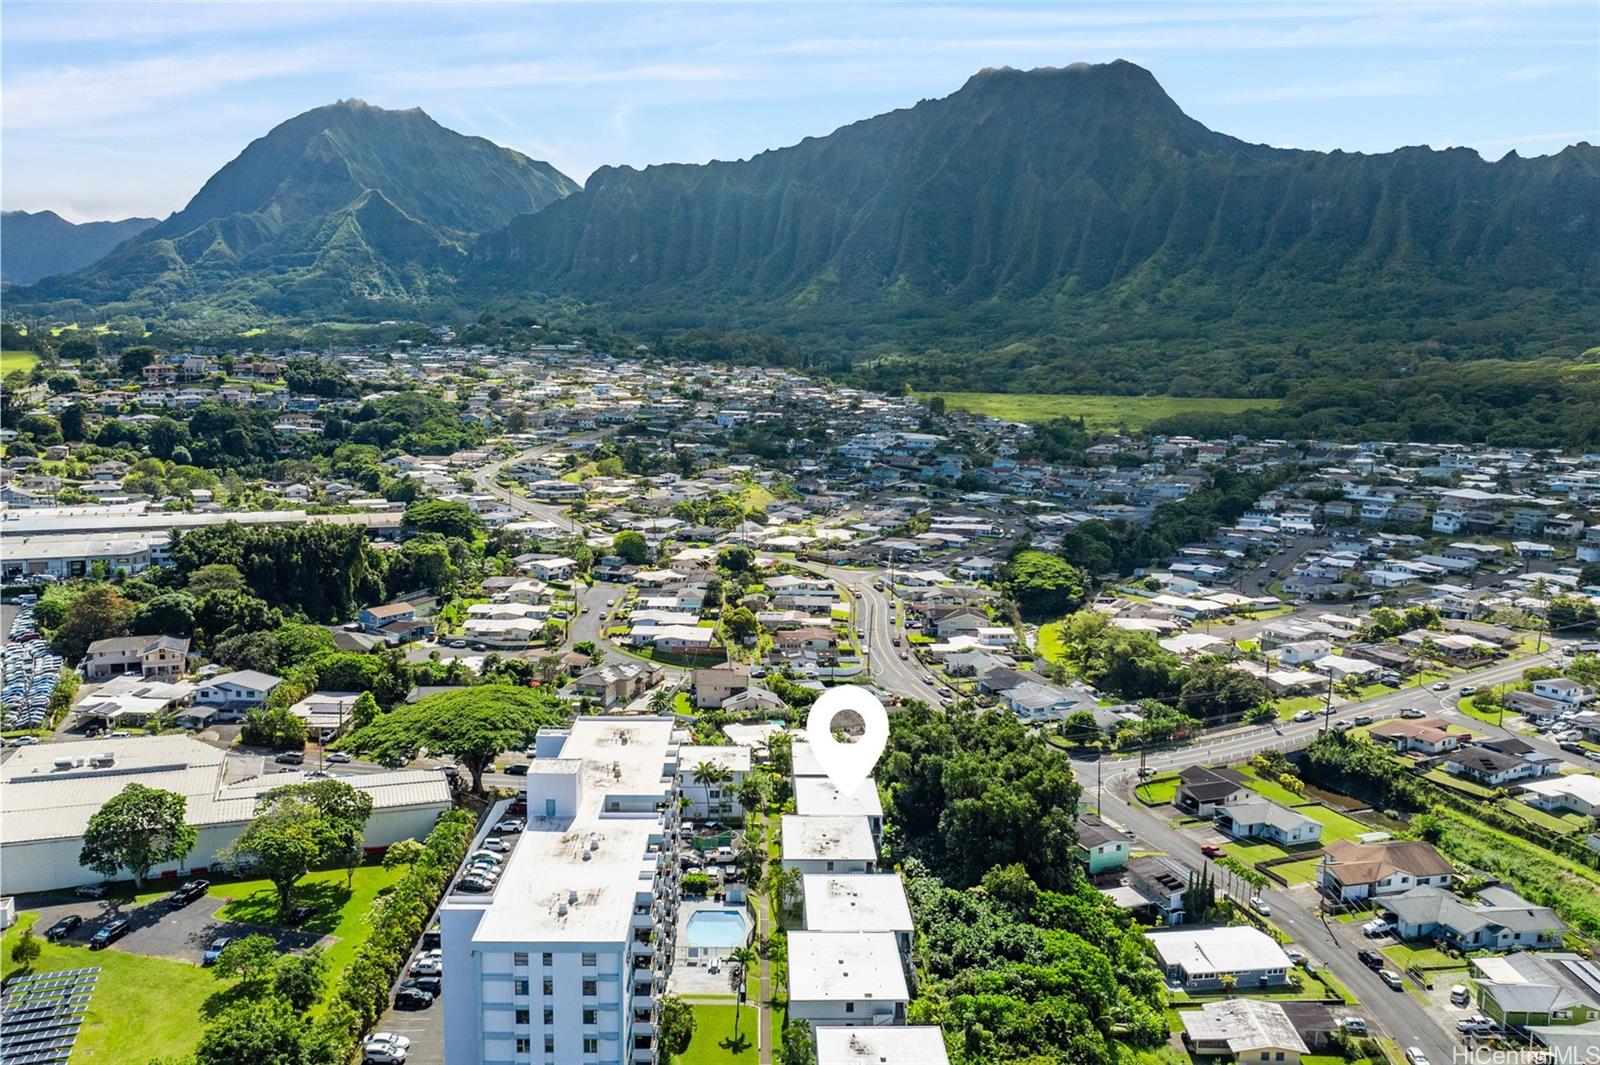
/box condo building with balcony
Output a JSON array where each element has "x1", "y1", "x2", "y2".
[{"x1": 441, "y1": 716, "x2": 681, "y2": 1065}]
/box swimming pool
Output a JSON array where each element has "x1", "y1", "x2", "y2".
[{"x1": 684, "y1": 909, "x2": 749, "y2": 949}]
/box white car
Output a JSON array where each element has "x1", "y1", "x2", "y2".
[
  {"x1": 1405, "y1": 1047, "x2": 1430, "y2": 1065},
  {"x1": 1284, "y1": 947, "x2": 1306, "y2": 965},
  {"x1": 1363, "y1": 918, "x2": 1394, "y2": 937},
  {"x1": 1250, "y1": 896, "x2": 1271, "y2": 916},
  {"x1": 1456, "y1": 1016, "x2": 1494, "y2": 1036},
  {"x1": 410, "y1": 956, "x2": 443, "y2": 976},
  {"x1": 481, "y1": 836, "x2": 509, "y2": 852},
  {"x1": 363, "y1": 1039, "x2": 408, "y2": 1064},
  {"x1": 327, "y1": 751, "x2": 353, "y2": 763},
  {"x1": 367, "y1": 1034, "x2": 412, "y2": 1052},
  {"x1": 1292, "y1": 710, "x2": 1317, "y2": 723}
]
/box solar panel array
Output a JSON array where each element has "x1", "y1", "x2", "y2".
[{"x1": 0, "y1": 967, "x2": 100, "y2": 1064}]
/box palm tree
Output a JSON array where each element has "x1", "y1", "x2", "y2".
[
  {"x1": 694, "y1": 761, "x2": 732, "y2": 787},
  {"x1": 727, "y1": 945, "x2": 760, "y2": 1031},
  {"x1": 648, "y1": 688, "x2": 673, "y2": 715}
]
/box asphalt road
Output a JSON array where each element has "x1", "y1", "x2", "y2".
[{"x1": 814, "y1": 563, "x2": 945, "y2": 705}]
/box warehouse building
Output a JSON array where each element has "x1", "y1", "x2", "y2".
[{"x1": 0, "y1": 735, "x2": 451, "y2": 895}]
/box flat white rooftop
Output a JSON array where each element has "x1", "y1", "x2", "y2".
[
  {"x1": 469, "y1": 716, "x2": 676, "y2": 946},
  {"x1": 781, "y1": 815, "x2": 879, "y2": 864},
  {"x1": 816, "y1": 1026, "x2": 950, "y2": 1065},
  {"x1": 677, "y1": 744, "x2": 753, "y2": 775},
  {"x1": 790, "y1": 740, "x2": 827, "y2": 778},
  {"x1": 795, "y1": 776, "x2": 883, "y2": 819},
  {"x1": 787, "y1": 931, "x2": 908, "y2": 1004},
  {"x1": 1146, "y1": 926, "x2": 1291, "y2": 977},
  {"x1": 802, "y1": 874, "x2": 912, "y2": 935}
]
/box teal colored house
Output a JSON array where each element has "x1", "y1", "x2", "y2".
[{"x1": 1077, "y1": 814, "x2": 1130, "y2": 875}]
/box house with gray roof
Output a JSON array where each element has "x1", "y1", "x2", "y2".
[
  {"x1": 1216, "y1": 796, "x2": 1323, "y2": 846},
  {"x1": 1376, "y1": 884, "x2": 1564, "y2": 951}
]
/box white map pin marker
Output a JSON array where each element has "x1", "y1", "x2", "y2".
[{"x1": 804, "y1": 685, "x2": 888, "y2": 798}]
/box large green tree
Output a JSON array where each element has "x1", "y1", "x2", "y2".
[
  {"x1": 50, "y1": 584, "x2": 134, "y2": 660},
  {"x1": 218, "y1": 792, "x2": 325, "y2": 915},
  {"x1": 80, "y1": 783, "x2": 197, "y2": 888},
  {"x1": 338, "y1": 687, "x2": 568, "y2": 794},
  {"x1": 1002, "y1": 550, "x2": 1088, "y2": 618}
]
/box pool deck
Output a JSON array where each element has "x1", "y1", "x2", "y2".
[{"x1": 668, "y1": 898, "x2": 753, "y2": 998}]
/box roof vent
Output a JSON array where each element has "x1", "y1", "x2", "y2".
[
  {"x1": 582, "y1": 851, "x2": 592, "y2": 862},
  {"x1": 558, "y1": 903, "x2": 569, "y2": 916},
  {"x1": 568, "y1": 889, "x2": 578, "y2": 904}
]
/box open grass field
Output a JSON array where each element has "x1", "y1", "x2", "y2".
[
  {"x1": 920, "y1": 391, "x2": 1280, "y2": 430},
  {"x1": 1, "y1": 349, "x2": 40, "y2": 375},
  {"x1": 0, "y1": 860, "x2": 406, "y2": 1061},
  {"x1": 1136, "y1": 775, "x2": 1181, "y2": 806},
  {"x1": 680, "y1": 1002, "x2": 760, "y2": 1064},
  {"x1": 1035, "y1": 619, "x2": 1067, "y2": 662},
  {"x1": 216, "y1": 862, "x2": 407, "y2": 991},
  {"x1": 1, "y1": 911, "x2": 220, "y2": 1063}
]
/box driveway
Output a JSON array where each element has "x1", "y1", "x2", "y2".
[{"x1": 22, "y1": 889, "x2": 327, "y2": 965}]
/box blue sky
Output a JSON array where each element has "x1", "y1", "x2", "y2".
[{"x1": 3, "y1": 1, "x2": 1596, "y2": 222}]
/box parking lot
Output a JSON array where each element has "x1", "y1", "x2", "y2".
[{"x1": 22, "y1": 887, "x2": 328, "y2": 966}]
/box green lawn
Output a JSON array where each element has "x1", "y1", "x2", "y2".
[
  {"x1": 1, "y1": 911, "x2": 220, "y2": 1063},
  {"x1": 1, "y1": 349, "x2": 40, "y2": 375},
  {"x1": 1423, "y1": 768, "x2": 1499, "y2": 799},
  {"x1": 1036, "y1": 619, "x2": 1067, "y2": 662},
  {"x1": 1136, "y1": 775, "x2": 1180, "y2": 806},
  {"x1": 1274, "y1": 857, "x2": 1326, "y2": 884},
  {"x1": 919, "y1": 391, "x2": 1281, "y2": 430},
  {"x1": 1383, "y1": 941, "x2": 1469, "y2": 971},
  {"x1": 1502, "y1": 800, "x2": 1587, "y2": 836},
  {"x1": 216, "y1": 862, "x2": 408, "y2": 990},
  {"x1": 1236, "y1": 766, "x2": 1306, "y2": 806},
  {"x1": 1276, "y1": 695, "x2": 1325, "y2": 720},
  {"x1": 680, "y1": 1002, "x2": 761, "y2": 1064}
]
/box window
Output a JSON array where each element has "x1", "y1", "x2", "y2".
[
  {"x1": 513, "y1": 979, "x2": 529, "y2": 995},
  {"x1": 544, "y1": 1035, "x2": 554, "y2": 1053},
  {"x1": 582, "y1": 979, "x2": 598, "y2": 996},
  {"x1": 845, "y1": 1003, "x2": 854, "y2": 1014},
  {"x1": 515, "y1": 1008, "x2": 529, "y2": 1025},
  {"x1": 581, "y1": 952, "x2": 597, "y2": 966},
  {"x1": 543, "y1": 1007, "x2": 554, "y2": 1025},
  {"x1": 514, "y1": 952, "x2": 528, "y2": 966},
  {"x1": 583, "y1": 1007, "x2": 598, "y2": 1025},
  {"x1": 542, "y1": 978, "x2": 553, "y2": 996},
  {"x1": 583, "y1": 1036, "x2": 599, "y2": 1054},
  {"x1": 1260, "y1": 1055, "x2": 1270, "y2": 1062},
  {"x1": 542, "y1": 952, "x2": 554, "y2": 966},
  {"x1": 516, "y1": 1037, "x2": 530, "y2": 1053},
  {"x1": 545, "y1": 798, "x2": 556, "y2": 816}
]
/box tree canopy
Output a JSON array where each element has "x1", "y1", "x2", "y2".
[{"x1": 80, "y1": 783, "x2": 198, "y2": 888}]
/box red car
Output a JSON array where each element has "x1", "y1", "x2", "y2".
[{"x1": 1201, "y1": 844, "x2": 1225, "y2": 858}]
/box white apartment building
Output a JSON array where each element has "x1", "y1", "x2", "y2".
[
  {"x1": 801, "y1": 874, "x2": 915, "y2": 956},
  {"x1": 780, "y1": 815, "x2": 879, "y2": 876},
  {"x1": 788, "y1": 931, "x2": 909, "y2": 1027},
  {"x1": 675, "y1": 745, "x2": 752, "y2": 820},
  {"x1": 793, "y1": 777, "x2": 884, "y2": 845},
  {"x1": 441, "y1": 717, "x2": 681, "y2": 1065}
]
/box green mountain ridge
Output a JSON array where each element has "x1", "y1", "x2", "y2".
[
  {"x1": 467, "y1": 61, "x2": 1599, "y2": 393},
  {"x1": 22, "y1": 99, "x2": 578, "y2": 316},
  {"x1": 0, "y1": 210, "x2": 159, "y2": 285}
]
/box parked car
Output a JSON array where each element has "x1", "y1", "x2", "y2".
[
  {"x1": 481, "y1": 836, "x2": 510, "y2": 852},
  {"x1": 327, "y1": 751, "x2": 352, "y2": 763},
  {"x1": 1456, "y1": 1016, "x2": 1494, "y2": 1036},
  {"x1": 362, "y1": 1040, "x2": 407, "y2": 1065},
  {"x1": 367, "y1": 1034, "x2": 412, "y2": 1054},
  {"x1": 1450, "y1": 984, "x2": 1471, "y2": 1006},
  {"x1": 493, "y1": 818, "x2": 526, "y2": 834},
  {"x1": 1406, "y1": 1047, "x2": 1431, "y2": 1065},
  {"x1": 505, "y1": 762, "x2": 530, "y2": 776},
  {"x1": 1292, "y1": 710, "x2": 1317, "y2": 723},
  {"x1": 89, "y1": 918, "x2": 131, "y2": 949},
  {"x1": 395, "y1": 983, "x2": 435, "y2": 1009},
  {"x1": 1358, "y1": 948, "x2": 1383, "y2": 969},
  {"x1": 274, "y1": 751, "x2": 305, "y2": 765},
  {"x1": 1340, "y1": 1017, "x2": 1368, "y2": 1036},
  {"x1": 46, "y1": 915, "x2": 82, "y2": 941},
  {"x1": 410, "y1": 956, "x2": 442, "y2": 976},
  {"x1": 1250, "y1": 896, "x2": 1272, "y2": 916},
  {"x1": 407, "y1": 974, "x2": 442, "y2": 995},
  {"x1": 203, "y1": 937, "x2": 233, "y2": 965},
  {"x1": 1285, "y1": 947, "x2": 1306, "y2": 965},
  {"x1": 168, "y1": 879, "x2": 210, "y2": 907},
  {"x1": 1399, "y1": 707, "x2": 1426, "y2": 719},
  {"x1": 74, "y1": 883, "x2": 107, "y2": 899},
  {"x1": 1201, "y1": 843, "x2": 1225, "y2": 858},
  {"x1": 1380, "y1": 969, "x2": 1404, "y2": 990},
  {"x1": 1352, "y1": 714, "x2": 1374, "y2": 726},
  {"x1": 457, "y1": 875, "x2": 494, "y2": 893},
  {"x1": 1364, "y1": 918, "x2": 1395, "y2": 937}
]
